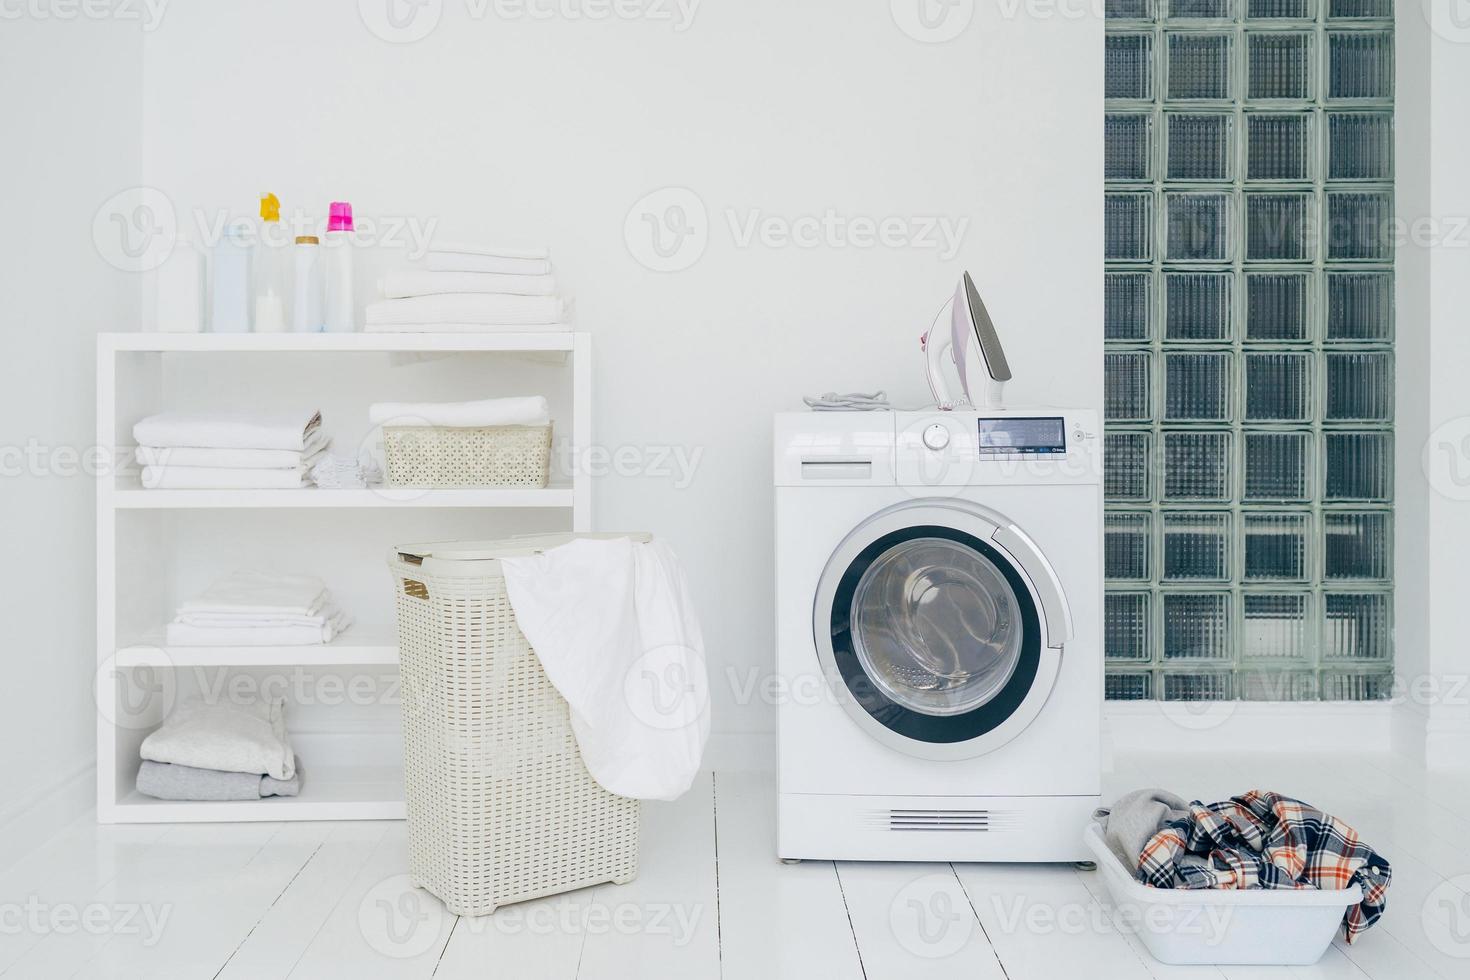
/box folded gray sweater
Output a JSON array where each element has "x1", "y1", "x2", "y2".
[{"x1": 136, "y1": 760, "x2": 302, "y2": 801}]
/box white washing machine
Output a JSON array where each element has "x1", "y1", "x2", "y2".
[{"x1": 774, "y1": 407, "x2": 1102, "y2": 862}]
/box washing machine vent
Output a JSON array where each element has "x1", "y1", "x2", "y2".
[{"x1": 876, "y1": 809, "x2": 1017, "y2": 832}]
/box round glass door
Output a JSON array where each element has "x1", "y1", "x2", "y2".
[
  {"x1": 850, "y1": 538, "x2": 1023, "y2": 717},
  {"x1": 821, "y1": 523, "x2": 1044, "y2": 751}
]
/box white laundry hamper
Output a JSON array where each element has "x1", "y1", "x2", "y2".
[{"x1": 387, "y1": 534, "x2": 641, "y2": 916}]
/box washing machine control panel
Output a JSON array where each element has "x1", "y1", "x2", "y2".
[{"x1": 975, "y1": 416, "x2": 1067, "y2": 456}]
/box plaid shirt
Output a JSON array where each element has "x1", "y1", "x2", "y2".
[{"x1": 1136, "y1": 790, "x2": 1391, "y2": 943}]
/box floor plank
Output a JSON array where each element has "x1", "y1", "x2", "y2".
[
  {"x1": 284, "y1": 823, "x2": 457, "y2": 980},
  {"x1": 713, "y1": 770, "x2": 865, "y2": 980},
  {"x1": 834, "y1": 861, "x2": 1007, "y2": 979},
  {"x1": 953, "y1": 862, "x2": 1157, "y2": 980},
  {"x1": 573, "y1": 772, "x2": 720, "y2": 980},
  {"x1": 215, "y1": 821, "x2": 391, "y2": 979}
]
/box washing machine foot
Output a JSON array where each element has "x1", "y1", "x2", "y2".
[
  {"x1": 780, "y1": 858, "x2": 802, "y2": 866},
  {"x1": 1072, "y1": 860, "x2": 1097, "y2": 872}
]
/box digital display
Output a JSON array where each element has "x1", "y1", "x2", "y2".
[{"x1": 977, "y1": 417, "x2": 1067, "y2": 455}]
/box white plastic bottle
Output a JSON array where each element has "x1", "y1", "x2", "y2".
[
  {"x1": 210, "y1": 225, "x2": 253, "y2": 333},
  {"x1": 253, "y1": 192, "x2": 288, "y2": 332},
  {"x1": 155, "y1": 237, "x2": 203, "y2": 332},
  {"x1": 291, "y1": 235, "x2": 324, "y2": 332},
  {"x1": 254, "y1": 192, "x2": 288, "y2": 333},
  {"x1": 322, "y1": 201, "x2": 355, "y2": 332}
]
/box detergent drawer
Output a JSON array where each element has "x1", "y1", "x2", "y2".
[{"x1": 773, "y1": 412, "x2": 897, "y2": 487}]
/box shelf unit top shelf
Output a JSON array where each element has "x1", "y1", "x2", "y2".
[{"x1": 100, "y1": 331, "x2": 579, "y2": 353}]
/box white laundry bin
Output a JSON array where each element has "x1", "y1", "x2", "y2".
[
  {"x1": 388, "y1": 534, "x2": 641, "y2": 916},
  {"x1": 1083, "y1": 822, "x2": 1361, "y2": 965}
]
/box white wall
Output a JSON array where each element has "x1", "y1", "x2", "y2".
[
  {"x1": 0, "y1": 14, "x2": 142, "y2": 853},
  {"x1": 135, "y1": 1, "x2": 1101, "y2": 754}
]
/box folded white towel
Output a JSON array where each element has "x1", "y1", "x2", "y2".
[
  {"x1": 133, "y1": 410, "x2": 322, "y2": 451},
  {"x1": 430, "y1": 242, "x2": 550, "y2": 260},
  {"x1": 141, "y1": 466, "x2": 311, "y2": 489},
  {"x1": 165, "y1": 611, "x2": 348, "y2": 647},
  {"x1": 364, "y1": 294, "x2": 564, "y2": 327},
  {"x1": 179, "y1": 570, "x2": 327, "y2": 618},
  {"x1": 363, "y1": 322, "x2": 573, "y2": 334},
  {"x1": 368, "y1": 395, "x2": 550, "y2": 428},
  {"x1": 380, "y1": 270, "x2": 558, "y2": 299},
  {"x1": 426, "y1": 253, "x2": 551, "y2": 276},
  {"x1": 136, "y1": 431, "x2": 329, "y2": 470},
  {"x1": 140, "y1": 696, "x2": 295, "y2": 780}
]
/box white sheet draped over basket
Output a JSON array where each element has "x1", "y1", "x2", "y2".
[{"x1": 501, "y1": 537, "x2": 709, "y2": 802}]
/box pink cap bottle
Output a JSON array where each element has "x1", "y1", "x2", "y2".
[{"x1": 327, "y1": 201, "x2": 354, "y2": 233}]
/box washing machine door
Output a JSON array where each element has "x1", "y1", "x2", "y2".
[{"x1": 812, "y1": 499, "x2": 1072, "y2": 761}]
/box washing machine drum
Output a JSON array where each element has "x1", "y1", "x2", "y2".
[{"x1": 815, "y1": 503, "x2": 1068, "y2": 760}]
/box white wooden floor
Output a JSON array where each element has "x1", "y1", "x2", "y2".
[{"x1": 4, "y1": 750, "x2": 1469, "y2": 979}]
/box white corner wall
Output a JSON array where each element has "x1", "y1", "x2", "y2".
[
  {"x1": 0, "y1": 17, "x2": 143, "y2": 856},
  {"x1": 136, "y1": 2, "x2": 1102, "y2": 760}
]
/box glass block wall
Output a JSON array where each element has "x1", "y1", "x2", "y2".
[{"x1": 1102, "y1": 0, "x2": 1394, "y2": 702}]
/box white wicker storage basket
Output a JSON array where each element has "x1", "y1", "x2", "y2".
[
  {"x1": 383, "y1": 424, "x2": 552, "y2": 489},
  {"x1": 388, "y1": 535, "x2": 640, "y2": 916}
]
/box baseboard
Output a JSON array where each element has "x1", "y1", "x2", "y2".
[
  {"x1": 1424, "y1": 707, "x2": 1470, "y2": 770},
  {"x1": 0, "y1": 761, "x2": 94, "y2": 872},
  {"x1": 1103, "y1": 701, "x2": 1395, "y2": 754}
]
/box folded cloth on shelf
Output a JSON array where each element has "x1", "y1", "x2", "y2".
[
  {"x1": 364, "y1": 293, "x2": 564, "y2": 327},
  {"x1": 179, "y1": 569, "x2": 328, "y2": 618},
  {"x1": 1133, "y1": 789, "x2": 1392, "y2": 944},
  {"x1": 500, "y1": 536, "x2": 709, "y2": 802},
  {"x1": 133, "y1": 410, "x2": 322, "y2": 451},
  {"x1": 310, "y1": 452, "x2": 382, "y2": 490},
  {"x1": 164, "y1": 612, "x2": 348, "y2": 647},
  {"x1": 141, "y1": 466, "x2": 311, "y2": 490},
  {"x1": 425, "y1": 253, "x2": 551, "y2": 276},
  {"x1": 136, "y1": 760, "x2": 301, "y2": 801},
  {"x1": 368, "y1": 395, "x2": 550, "y2": 429},
  {"x1": 428, "y1": 242, "x2": 550, "y2": 260},
  {"x1": 380, "y1": 270, "x2": 557, "y2": 298},
  {"x1": 140, "y1": 696, "x2": 295, "y2": 780},
  {"x1": 135, "y1": 431, "x2": 329, "y2": 470}
]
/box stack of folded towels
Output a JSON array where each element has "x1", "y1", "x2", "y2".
[
  {"x1": 134, "y1": 410, "x2": 327, "y2": 489},
  {"x1": 166, "y1": 570, "x2": 349, "y2": 647},
  {"x1": 137, "y1": 696, "x2": 300, "y2": 801},
  {"x1": 365, "y1": 243, "x2": 567, "y2": 333}
]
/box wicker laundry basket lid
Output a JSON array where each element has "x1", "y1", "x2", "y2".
[{"x1": 393, "y1": 532, "x2": 653, "y2": 575}]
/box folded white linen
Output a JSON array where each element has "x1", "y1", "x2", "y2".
[
  {"x1": 133, "y1": 410, "x2": 322, "y2": 451},
  {"x1": 363, "y1": 322, "x2": 573, "y2": 334},
  {"x1": 425, "y1": 253, "x2": 551, "y2": 276},
  {"x1": 179, "y1": 570, "x2": 327, "y2": 618},
  {"x1": 165, "y1": 611, "x2": 348, "y2": 647},
  {"x1": 310, "y1": 452, "x2": 382, "y2": 490},
  {"x1": 364, "y1": 293, "x2": 564, "y2": 327},
  {"x1": 368, "y1": 395, "x2": 550, "y2": 428},
  {"x1": 429, "y1": 242, "x2": 550, "y2": 260},
  {"x1": 500, "y1": 537, "x2": 709, "y2": 802},
  {"x1": 380, "y1": 270, "x2": 558, "y2": 299},
  {"x1": 141, "y1": 466, "x2": 311, "y2": 489},
  {"x1": 140, "y1": 696, "x2": 296, "y2": 780},
  {"x1": 175, "y1": 602, "x2": 342, "y2": 628},
  {"x1": 136, "y1": 431, "x2": 329, "y2": 470}
]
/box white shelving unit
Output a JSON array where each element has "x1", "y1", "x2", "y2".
[{"x1": 96, "y1": 331, "x2": 591, "y2": 823}]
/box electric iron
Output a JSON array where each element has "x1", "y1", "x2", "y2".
[{"x1": 921, "y1": 271, "x2": 1011, "y2": 410}]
